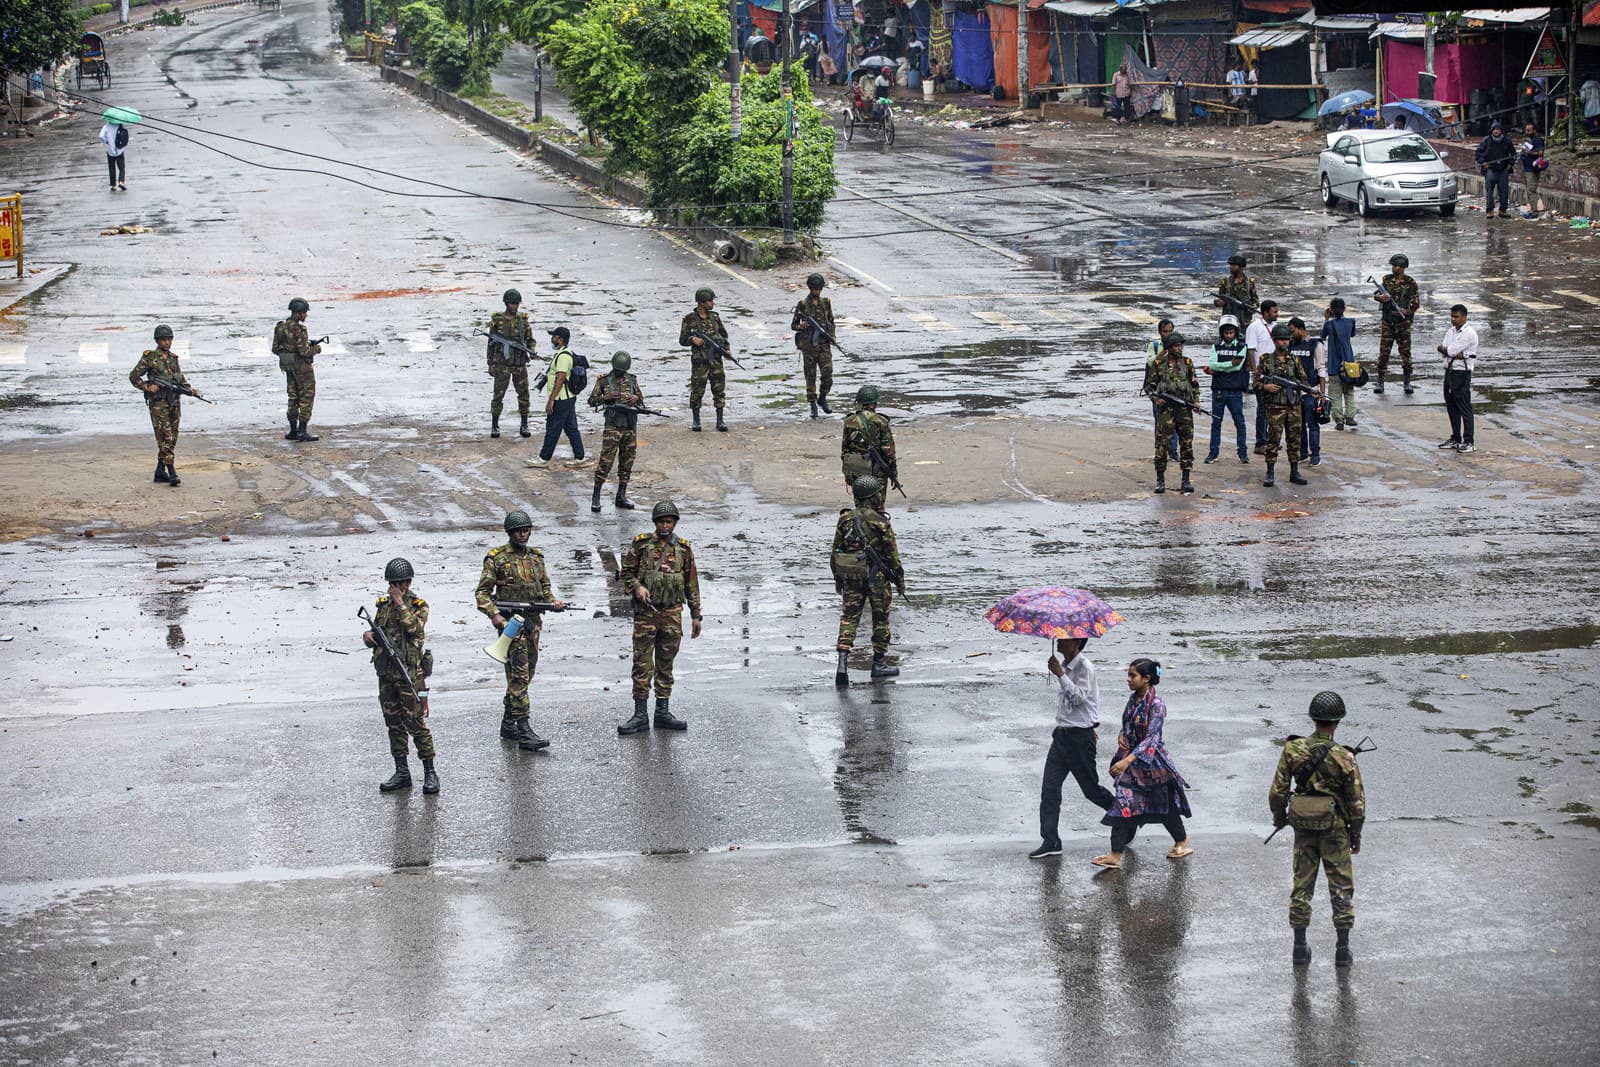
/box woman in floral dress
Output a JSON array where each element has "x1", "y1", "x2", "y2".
[{"x1": 1093, "y1": 658, "x2": 1193, "y2": 869}]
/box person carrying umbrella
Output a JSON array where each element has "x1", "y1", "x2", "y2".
[{"x1": 1093, "y1": 657, "x2": 1193, "y2": 869}]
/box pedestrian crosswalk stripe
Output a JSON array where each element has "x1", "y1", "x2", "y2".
[
  {"x1": 909, "y1": 312, "x2": 957, "y2": 332},
  {"x1": 1107, "y1": 307, "x2": 1159, "y2": 325},
  {"x1": 401, "y1": 330, "x2": 436, "y2": 353},
  {"x1": 0, "y1": 343, "x2": 25, "y2": 366},
  {"x1": 1038, "y1": 308, "x2": 1076, "y2": 321},
  {"x1": 79, "y1": 342, "x2": 109, "y2": 365},
  {"x1": 972, "y1": 311, "x2": 1031, "y2": 331},
  {"x1": 1555, "y1": 290, "x2": 1600, "y2": 307}
]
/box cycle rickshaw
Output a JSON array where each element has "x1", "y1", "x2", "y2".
[{"x1": 78, "y1": 32, "x2": 111, "y2": 91}]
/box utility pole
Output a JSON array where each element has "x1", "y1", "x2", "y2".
[
  {"x1": 780, "y1": 0, "x2": 795, "y2": 243},
  {"x1": 1568, "y1": 2, "x2": 1579, "y2": 147},
  {"x1": 1421, "y1": 19, "x2": 1436, "y2": 99},
  {"x1": 729, "y1": 0, "x2": 742, "y2": 141},
  {"x1": 1017, "y1": 0, "x2": 1029, "y2": 107}
]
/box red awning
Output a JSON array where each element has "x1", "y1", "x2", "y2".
[{"x1": 1585, "y1": 0, "x2": 1600, "y2": 26}]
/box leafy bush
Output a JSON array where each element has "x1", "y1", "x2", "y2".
[
  {"x1": 397, "y1": 0, "x2": 448, "y2": 65},
  {"x1": 427, "y1": 26, "x2": 471, "y2": 90},
  {"x1": 509, "y1": 0, "x2": 583, "y2": 42}
]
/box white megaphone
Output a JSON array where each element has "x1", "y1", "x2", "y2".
[{"x1": 484, "y1": 613, "x2": 525, "y2": 663}]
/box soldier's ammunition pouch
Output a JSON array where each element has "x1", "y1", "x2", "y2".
[
  {"x1": 277, "y1": 351, "x2": 296, "y2": 373},
  {"x1": 842, "y1": 453, "x2": 873, "y2": 481},
  {"x1": 832, "y1": 547, "x2": 870, "y2": 582},
  {"x1": 1286, "y1": 793, "x2": 1338, "y2": 831},
  {"x1": 421, "y1": 649, "x2": 433, "y2": 678},
  {"x1": 644, "y1": 570, "x2": 685, "y2": 609}
]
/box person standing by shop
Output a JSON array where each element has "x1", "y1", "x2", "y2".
[
  {"x1": 1111, "y1": 60, "x2": 1133, "y2": 125},
  {"x1": 1519, "y1": 124, "x2": 1546, "y2": 218},
  {"x1": 1436, "y1": 304, "x2": 1478, "y2": 454},
  {"x1": 1092, "y1": 658, "x2": 1193, "y2": 870},
  {"x1": 1475, "y1": 121, "x2": 1515, "y2": 218}
]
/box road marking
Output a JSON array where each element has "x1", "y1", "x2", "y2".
[
  {"x1": 1108, "y1": 307, "x2": 1159, "y2": 325},
  {"x1": 834, "y1": 180, "x2": 1029, "y2": 264},
  {"x1": 827, "y1": 255, "x2": 894, "y2": 293},
  {"x1": 1506, "y1": 301, "x2": 1558, "y2": 310},
  {"x1": 650, "y1": 228, "x2": 761, "y2": 290},
  {"x1": 908, "y1": 312, "x2": 957, "y2": 332},
  {"x1": 1038, "y1": 308, "x2": 1076, "y2": 321},
  {"x1": 79, "y1": 342, "x2": 109, "y2": 365},
  {"x1": 1556, "y1": 290, "x2": 1600, "y2": 307},
  {"x1": 745, "y1": 320, "x2": 772, "y2": 336},
  {"x1": 972, "y1": 310, "x2": 1031, "y2": 331},
  {"x1": 0, "y1": 344, "x2": 25, "y2": 366},
  {"x1": 401, "y1": 330, "x2": 436, "y2": 353}
]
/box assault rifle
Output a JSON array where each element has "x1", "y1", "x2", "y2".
[
  {"x1": 474, "y1": 329, "x2": 536, "y2": 362},
  {"x1": 311, "y1": 335, "x2": 330, "y2": 347},
  {"x1": 1261, "y1": 375, "x2": 1331, "y2": 422},
  {"x1": 797, "y1": 309, "x2": 858, "y2": 359},
  {"x1": 689, "y1": 330, "x2": 746, "y2": 370},
  {"x1": 493, "y1": 600, "x2": 571, "y2": 619},
  {"x1": 1211, "y1": 288, "x2": 1256, "y2": 320},
  {"x1": 358, "y1": 605, "x2": 426, "y2": 710},
  {"x1": 1145, "y1": 389, "x2": 1223, "y2": 423},
  {"x1": 150, "y1": 377, "x2": 214, "y2": 405},
  {"x1": 865, "y1": 441, "x2": 905, "y2": 498},
  {"x1": 853, "y1": 513, "x2": 905, "y2": 595},
  {"x1": 1264, "y1": 735, "x2": 1376, "y2": 844},
  {"x1": 1366, "y1": 275, "x2": 1409, "y2": 327},
  {"x1": 604, "y1": 403, "x2": 670, "y2": 418}
]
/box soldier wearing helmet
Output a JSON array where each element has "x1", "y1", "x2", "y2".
[
  {"x1": 273, "y1": 297, "x2": 322, "y2": 442},
  {"x1": 128, "y1": 323, "x2": 202, "y2": 486},
  {"x1": 1373, "y1": 252, "x2": 1420, "y2": 395},
  {"x1": 1202, "y1": 314, "x2": 1250, "y2": 465},
  {"x1": 1255, "y1": 321, "x2": 1311, "y2": 487},
  {"x1": 617, "y1": 500, "x2": 701, "y2": 735},
  {"x1": 586, "y1": 351, "x2": 645, "y2": 513},
  {"x1": 841, "y1": 384, "x2": 898, "y2": 512},
  {"x1": 364, "y1": 557, "x2": 438, "y2": 795},
  {"x1": 789, "y1": 272, "x2": 836, "y2": 419},
  {"x1": 1147, "y1": 331, "x2": 1199, "y2": 495},
  {"x1": 486, "y1": 287, "x2": 536, "y2": 440},
  {"x1": 1214, "y1": 254, "x2": 1258, "y2": 326},
  {"x1": 830, "y1": 475, "x2": 903, "y2": 683},
  {"x1": 1268, "y1": 691, "x2": 1367, "y2": 967},
  {"x1": 474, "y1": 510, "x2": 565, "y2": 752},
  {"x1": 678, "y1": 287, "x2": 732, "y2": 432}
]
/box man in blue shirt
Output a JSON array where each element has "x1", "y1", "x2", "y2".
[{"x1": 1202, "y1": 315, "x2": 1250, "y2": 464}]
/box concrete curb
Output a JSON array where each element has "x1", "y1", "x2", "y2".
[{"x1": 1450, "y1": 171, "x2": 1598, "y2": 222}]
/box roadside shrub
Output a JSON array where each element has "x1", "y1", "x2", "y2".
[
  {"x1": 397, "y1": 0, "x2": 447, "y2": 66},
  {"x1": 427, "y1": 26, "x2": 470, "y2": 90}
]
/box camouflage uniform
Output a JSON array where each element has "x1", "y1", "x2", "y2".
[
  {"x1": 1254, "y1": 347, "x2": 1308, "y2": 464},
  {"x1": 1376, "y1": 272, "x2": 1419, "y2": 381},
  {"x1": 128, "y1": 348, "x2": 187, "y2": 465},
  {"x1": 831, "y1": 504, "x2": 902, "y2": 655},
  {"x1": 272, "y1": 318, "x2": 319, "y2": 423},
  {"x1": 790, "y1": 293, "x2": 835, "y2": 404},
  {"x1": 486, "y1": 309, "x2": 535, "y2": 420},
  {"x1": 621, "y1": 531, "x2": 702, "y2": 700},
  {"x1": 587, "y1": 369, "x2": 643, "y2": 486},
  {"x1": 679, "y1": 308, "x2": 729, "y2": 411},
  {"x1": 841, "y1": 409, "x2": 896, "y2": 511},
  {"x1": 1149, "y1": 352, "x2": 1199, "y2": 473},
  {"x1": 1216, "y1": 274, "x2": 1259, "y2": 326},
  {"x1": 1269, "y1": 735, "x2": 1367, "y2": 929},
  {"x1": 371, "y1": 591, "x2": 435, "y2": 759},
  {"x1": 474, "y1": 541, "x2": 555, "y2": 719}
]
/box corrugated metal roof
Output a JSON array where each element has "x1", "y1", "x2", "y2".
[
  {"x1": 1460, "y1": 8, "x2": 1551, "y2": 23},
  {"x1": 1044, "y1": 0, "x2": 1122, "y2": 14},
  {"x1": 1230, "y1": 26, "x2": 1311, "y2": 48},
  {"x1": 1297, "y1": 11, "x2": 1376, "y2": 30}
]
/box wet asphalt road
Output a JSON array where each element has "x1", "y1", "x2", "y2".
[{"x1": 2, "y1": 3, "x2": 1599, "y2": 1063}]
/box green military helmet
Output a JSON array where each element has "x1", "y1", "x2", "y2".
[
  {"x1": 1309, "y1": 690, "x2": 1347, "y2": 722},
  {"x1": 652, "y1": 500, "x2": 680, "y2": 521},
  {"x1": 288, "y1": 297, "x2": 309, "y2": 313},
  {"x1": 852, "y1": 475, "x2": 883, "y2": 501},
  {"x1": 1228, "y1": 254, "x2": 1247, "y2": 267},
  {"x1": 611, "y1": 350, "x2": 632, "y2": 372},
  {"x1": 1163, "y1": 332, "x2": 1186, "y2": 348},
  {"x1": 503, "y1": 509, "x2": 534, "y2": 533},
  {"x1": 1389, "y1": 254, "x2": 1409, "y2": 268},
  {"x1": 806, "y1": 272, "x2": 826, "y2": 291},
  {"x1": 503, "y1": 288, "x2": 522, "y2": 305},
  {"x1": 1271, "y1": 323, "x2": 1293, "y2": 340},
  {"x1": 694, "y1": 287, "x2": 715, "y2": 304},
  {"x1": 384, "y1": 557, "x2": 414, "y2": 582},
  {"x1": 153, "y1": 324, "x2": 174, "y2": 340},
  {"x1": 855, "y1": 384, "x2": 880, "y2": 406}
]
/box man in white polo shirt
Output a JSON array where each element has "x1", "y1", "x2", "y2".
[{"x1": 1437, "y1": 304, "x2": 1478, "y2": 453}]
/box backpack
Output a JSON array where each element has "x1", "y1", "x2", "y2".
[
  {"x1": 567, "y1": 352, "x2": 589, "y2": 395},
  {"x1": 114, "y1": 125, "x2": 129, "y2": 150}
]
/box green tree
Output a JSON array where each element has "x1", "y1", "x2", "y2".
[
  {"x1": 428, "y1": 27, "x2": 472, "y2": 90},
  {"x1": 398, "y1": 0, "x2": 449, "y2": 65},
  {"x1": 507, "y1": 0, "x2": 583, "y2": 43},
  {"x1": 0, "y1": 0, "x2": 81, "y2": 86}
]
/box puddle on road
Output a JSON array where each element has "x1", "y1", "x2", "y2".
[
  {"x1": 1249, "y1": 623, "x2": 1600, "y2": 661},
  {"x1": 1475, "y1": 385, "x2": 1534, "y2": 415}
]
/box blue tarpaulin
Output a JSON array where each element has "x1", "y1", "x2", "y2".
[
  {"x1": 951, "y1": 7, "x2": 994, "y2": 91},
  {"x1": 824, "y1": 0, "x2": 853, "y2": 69}
]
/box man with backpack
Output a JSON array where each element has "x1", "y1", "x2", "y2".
[
  {"x1": 526, "y1": 326, "x2": 587, "y2": 469},
  {"x1": 831, "y1": 476, "x2": 903, "y2": 684},
  {"x1": 98, "y1": 120, "x2": 128, "y2": 190}
]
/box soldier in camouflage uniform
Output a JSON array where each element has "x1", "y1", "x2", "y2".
[
  {"x1": 475, "y1": 510, "x2": 565, "y2": 752},
  {"x1": 790, "y1": 272, "x2": 835, "y2": 419},
  {"x1": 1373, "y1": 253, "x2": 1420, "y2": 395},
  {"x1": 617, "y1": 501, "x2": 702, "y2": 735},
  {"x1": 486, "y1": 288, "x2": 535, "y2": 439},
  {"x1": 679, "y1": 287, "x2": 731, "y2": 433},
  {"x1": 1269, "y1": 690, "x2": 1366, "y2": 967},
  {"x1": 841, "y1": 384, "x2": 897, "y2": 512},
  {"x1": 831, "y1": 476, "x2": 904, "y2": 684},
  {"x1": 272, "y1": 297, "x2": 322, "y2": 442},
  {"x1": 364, "y1": 557, "x2": 438, "y2": 795},
  {"x1": 1214, "y1": 254, "x2": 1259, "y2": 326},
  {"x1": 128, "y1": 324, "x2": 201, "y2": 486},
  {"x1": 1147, "y1": 333, "x2": 1198, "y2": 495},
  {"x1": 1255, "y1": 324, "x2": 1310, "y2": 488},
  {"x1": 587, "y1": 351, "x2": 643, "y2": 514}
]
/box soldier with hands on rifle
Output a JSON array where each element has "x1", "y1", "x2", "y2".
[
  {"x1": 1255, "y1": 324, "x2": 1311, "y2": 488},
  {"x1": 790, "y1": 272, "x2": 836, "y2": 419},
  {"x1": 1213, "y1": 254, "x2": 1258, "y2": 327},
  {"x1": 273, "y1": 297, "x2": 323, "y2": 442},
  {"x1": 831, "y1": 476, "x2": 904, "y2": 685},
  {"x1": 1372, "y1": 253, "x2": 1420, "y2": 395},
  {"x1": 476, "y1": 510, "x2": 565, "y2": 752},
  {"x1": 618, "y1": 501, "x2": 701, "y2": 735},
  {"x1": 588, "y1": 350, "x2": 661, "y2": 514},
  {"x1": 484, "y1": 288, "x2": 536, "y2": 439},
  {"x1": 129, "y1": 324, "x2": 203, "y2": 487},
  {"x1": 362, "y1": 558, "x2": 438, "y2": 795},
  {"x1": 679, "y1": 287, "x2": 732, "y2": 433},
  {"x1": 841, "y1": 384, "x2": 900, "y2": 511},
  {"x1": 1145, "y1": 333, "x2": 1200, "y2": 495}
]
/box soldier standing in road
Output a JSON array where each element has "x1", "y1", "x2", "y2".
[
  {"x1": 587, "y1": 351, "x2": 643, "y2": 514},
  {"x1": 679, "y1": 288, "x2": 731, "y2": 432},
  {"x1": 273, "y1": 297, "x2": 322, "y2": 442},
  {"x1": 475, "y1": 510, "x2": 565, "y2": 752},
  {"x1": 1268, "y1": 691, "x2": 1366, "y2": 967},
  {"x1": 841, "y1": 384, "x2": 897, "y2": 511},
  {"x1": 790, "y1": 273, "x2": 836, "y2": 419},
  {"x1": 1256, "y1": 324, "x2": 1310, "y2": 488},
  {"x1": 618, "y1": 502, "x2": 701, "y2": 734},
  {"x1": 1147, "y1": 332, "x2": 1198, "y2": 496},
  {"x1": 129, "y1": 324, "x2": 202, "y2": 487},
  {"x1": 486, "y1": 288, "x2": 535, "y2": 439},
  {"x1": 1373, "y1": 253, "x2": 1420, "y2": 395},
  {"x1": 364, "y1": 558, "x2": 438, "y2": 795},
  {"x1": 1213, "y1": 254, "x2": 1259, "y2": 327},
  {"x1": 831, "y1": 476, "x2": 903, "y2": 684}
]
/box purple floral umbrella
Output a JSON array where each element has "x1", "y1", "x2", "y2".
[{"x1": 986, "y1": 587, "x2": 1124, "y2": 641}]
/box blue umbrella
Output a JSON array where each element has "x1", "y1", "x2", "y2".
[
  {"x1": 1381, "y1": 99, "x2": 1438, "y2": 132},
  {"x1": 1318, "y1": 89, "x2": 1374, "y2": 117}
]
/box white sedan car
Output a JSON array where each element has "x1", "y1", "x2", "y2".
[{"x1": 1318, "y1": 129, "x2": 1459, "y2": 217}]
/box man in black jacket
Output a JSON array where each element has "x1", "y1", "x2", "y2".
[{"x1": 1475, "y1": 121, "x2": 1515, "y2": 218}]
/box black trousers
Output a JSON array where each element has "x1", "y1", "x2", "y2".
[
  {"x1": 1445, "y1": 369, "x2": 1474, "y2": 444},
  {"x1": 1109, "y1": 813, "x2": 1187, "y2": 852},
  {"x1": 1039, "y1": 726, "x2": 1114, "y2": 843},
  {"x1": 539, "y1": 396, "x2": 585, "y2": 460},
  {"x1": 106, "y1": 154, "x2": 125, "y2": 186}
]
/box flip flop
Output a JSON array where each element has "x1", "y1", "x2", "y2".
[
  {"x1": 1090, "y1": 856, "x2": 1121, "y2": 870},
  {"x1": 1167, "y1": 845, "x2": 1194, "y2": 859}
]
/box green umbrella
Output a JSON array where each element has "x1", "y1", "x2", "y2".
[{"x1": 101, "y1": 106, "x2": 142, "y2": 125}]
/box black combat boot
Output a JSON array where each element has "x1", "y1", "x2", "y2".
[
  {"x1": 519, "y1": 413, "x2": 531, "y2": 438},
  {"x1": 499, "y1": 713, "x2": 520, "y2": 741},
  {"x1": 1289, "y1": 463, "x2": 1308, "y2": 486},
  {"x1": 491, "y1": 414, "x2": 501, "y2": 439},
  {"x1": 1263, "y1": 462, "x2": 1276, "y2": 487},
  {"x1": 166, "y1": 463, "x2": 180, "y2": 486},
  {"x1": 715, "y1": 409, "x2": 728, "y2": 432},
  {"x1": 615, "y1": 482, "x2": 635, "y2": 509},
  {"x1": 591, "y1": 481, "x2": 604, "y2": 513},
  {"x1": 154, "y1": 462, "x2": 170, "y2": 483},
  {"x1": 284, "y1": 417, "x2": 298, "y2": 441},
  {"x1": 1373, "y1": 377, "x2": 1385, "y2": 395},
  {"x1": 809, "y1": 400, "x2": 819, "y2": 419},
  {"x1": 618, "y1": 698, "x2": 650, "y2": 735},
  {"x1": 654, "y1": 698, "x2": 687, "y2": 731},
  {"x1": 1402, "y1": 373, "x2": 1414, "y2": 396},
  {"x1": 1334, "y1": 928, "x2": 1352, "y2": 967},
  {"x1": 818, "y1": 393, "x2": 832, "y2": 415},
  {"x1": 1180, "y1": 469, "x2": 1194, "y2": 495},
  {"x1": 421, "y1": 758, "x2": 440, "y2": 795},
  {"x1": 1154, "y1": 468, "x2": 1166, "y2": 494},
  {"x1": 835, "y1": 649, "x2": 850, "y2": 686},
  {"x1": 1292, "y1": 927, "x2": 1310, "y2": 966},
  {"x1": 870, "y1": 653, "x2": 899, "y2": 679},
  {"x1": 691, "y1": 406, "x2": 702, "y2": 432},
  {"x1": 379, "y1": 755, "x2": 412, "y2": 793},
  {"x1": 298, "y1": 421, "x2": 320, "y2": 442},
  {"x1": 512, "y1": 717, "x2": 549, "y2": 752}
]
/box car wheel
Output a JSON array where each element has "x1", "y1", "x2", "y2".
[
  {"x1": 1357, "y1": 184, "x2": 1372, "y2": 217},
  {"x1": 1320, "y1": 173, "x2": 1337, "y2": 207},
  {"x1": 1440, "y1": 202, "x2": 1457, "y2": 217}
]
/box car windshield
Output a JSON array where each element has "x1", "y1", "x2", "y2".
[{"x1": 1362, "y1": 136, "x2": 1438, "y2": 164}]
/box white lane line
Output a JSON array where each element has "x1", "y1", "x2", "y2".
[
  {"x1": 1555, "y1": 290, "x2": 1600, "y2": 307},
  {"x1": 79, "y1": 342, "x2": 109, "y2": 365},
  {"x1": 653, "y1": 229, "x2": 761, "y2": 290},
  {"x1": 972, "y1": 310, "x2": 1031, "y2": 331},
  {"x1": 0, "y1": 344, "x2": 26, "y2": 366},
  {"x1": 827, "y1": 255, "x2": 895, "y2": 293},
  {"x1": 401, "y1": 330, "x2": 436, "y2": 353},
  {"x1": 1039, "y1": 308, "x2": 1076, "y2": 321}
]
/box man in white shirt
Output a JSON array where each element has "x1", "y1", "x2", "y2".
[
  {"x1": 1437, "y1": 304, "x2": 1478, "y2": 453},
  {"x1": 1244, "y1": 299, "x2": 1279, "y2": 456},
  {"x1": 98, "y1": 121, "x2": 127, "y2": 191},
  {"x1": 1030, "y1": 637, "x2": 1115, "y2": 860}
]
